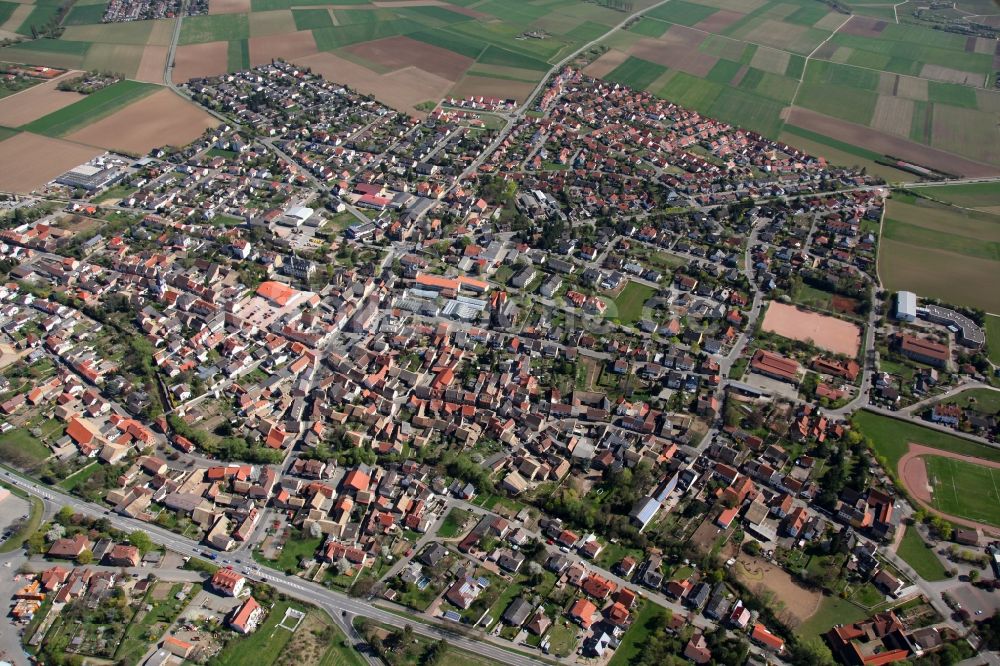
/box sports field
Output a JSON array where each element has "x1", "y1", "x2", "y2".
[
  {"x1": 878, "y1": 192, "x2": 1000, "y2": 312},
  {"x1": 20, "y1": 79, "x2": 159, "y2": 136},
  {"x1": 924, "y1": 455, "x2": 1000, "y2": 528},
  {"x1": 761, "y1": 302, "x2": 861, "y2": 356}
]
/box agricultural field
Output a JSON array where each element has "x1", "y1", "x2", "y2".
[
  {"x1": 877, "y1": 192, "x2": 1000, "y2": 312},
  {"x1": 63, "y1": 87, "x2": 218, "y2": 154},
  {"x1": 909, "y1": 181, "x2": 1000, "y2": 212},
  {"x1": 0, "y1": 131, "x2": 102, "y2": 193},
  {"x1": 0, "y1": 0, "x2": 996, "y2": 168},
  {"x1": 583, "y1": 0, "x2": 1000, "y2": 177},
  {"x1": 20, "y1": 79, "x2": 159, "y2": 136},
  {"x1": 0, "y1": 0, "x2": 666, "y2": 117},
  {"x1": 987, "y1": 315, "x2": 1000, "y2": 366}
]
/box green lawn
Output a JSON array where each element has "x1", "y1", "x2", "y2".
[
  {"x1": 595, "y1": 540, "x2": 643, "y2": 572},
  {"x1": 854, "y1": 411, "x2": 1000, "y2": 471},
  {"x1": 20, "y1": 80, "x2": 159, "y2": 136},
  {"x1": 613, "y1": 281, "x2": 656, "y2": 325},
  {"x1": 0, "y1": 428, "x2": 50, "y2": 469},
  {"x1": 936, "y1": 387, "x2": 1000, "y2": 414},
  {"x1": 92, "y1": 184, "x2": 137, "y2": 203},
  {"x1": 212, "y1": 600, "x2": 299, "y2": 666},
  {"x1": 317, "y1": 616, "x2": 366, "y2": 666},
  {"x1": 438, "y1": 507, "x2": 470, "y2": 538},
  {"x1": 59, "y1": 461, "x2": 102, "y2": 491},
  {"x1": 254, "y1": 529, "x2": 321, "y2": 572},
  {"x1": 609, "y1": 601, "x2": 665, "y2": 666},
  {"x1": 925, "y1": 455, "x2": 1000, "y2": 527},
  {"x1": 850, "y1": 582, "x2": 886, "y2": 609},
  {"x1": 896, "y1": 526, "x2": 948, "y2": 582},
  {"x1": 486, "y1": 578, "x2": 525, "y2": 629},
  {"x1": 545, "y1": 618, "x2": 581, "y2": 659},
  {"x1": 797, "y1": 596, "x2": 868, "y2": 636}
]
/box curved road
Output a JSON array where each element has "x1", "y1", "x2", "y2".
[{"x1": 0, "y1": 469, "x2": 549, "y2": 666}]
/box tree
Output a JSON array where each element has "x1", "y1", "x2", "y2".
[
  {"x1": 789, "y1": 636, "x2": 836, "y2": 666},
  {"x1": 421, "y1": 639, "x2": 448, "y2": 666},
  {"x1": 56, "y1": 506, "x2": 75, "y2": 525},
  {"x1": 969, "y1": 569, "x2": 980, "y2": 583},
  {"x1": 129, "y1": 529, "x2": 153, "y2": 554},
  {"x1": 77, "y1": 549, "x2": 93, "y2": 565}
]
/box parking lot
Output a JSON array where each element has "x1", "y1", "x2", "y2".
[
  {"x1": 0, "y1": 490, "x2": 30, "y2": 540},
  {"x1": 946, "y1": 582, "x2": 1000, "y2": 618}
]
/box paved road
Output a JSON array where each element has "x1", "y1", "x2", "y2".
[{"x1": 0, "y1": 470, "x2": 549, "y2": 666}]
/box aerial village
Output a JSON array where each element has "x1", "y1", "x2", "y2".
[{"x1": 0, "y1": 59, "x2": 996, "y2": 666}]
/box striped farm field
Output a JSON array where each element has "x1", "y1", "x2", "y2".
[
  {"x1": 20, "y1": 79, "x2": 159, "y2": 136},
  {"x1": 878, "y1": 192, "x2": 1000, "y2": 312}
]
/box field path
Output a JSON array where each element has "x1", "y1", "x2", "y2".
[
  {"x1": 899, "y1": 443, "x2": 1000, "y2": 536},
  {"x1": 788, "y1": 13, "x2": 853, "y2": 109}
]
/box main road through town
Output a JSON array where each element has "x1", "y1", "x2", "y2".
[{"x1": 0, "y1": 468, "x2": 550, "y2": 666}]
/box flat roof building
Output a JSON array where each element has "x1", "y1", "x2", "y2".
[{"x1": 895, "y1": 291, "x2": 916, "y2": 322}]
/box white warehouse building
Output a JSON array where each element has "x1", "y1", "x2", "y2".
[{"x1": 896, "y1": 291, "x2": 917, "y2": 321}]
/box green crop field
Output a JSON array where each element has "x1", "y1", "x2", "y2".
[
  {"x1": 251, "y1": 0, "x2": 366, "y2": 9},
  {"x1": 292, "y1": 8, "x2": 333, "y2": 30},
  {"x1": 629, "y1": 16, "x2": 669, "y2": 38},
  {"x1": 925, "y1": 455, "x2": 1000, "y2": 527},
  {"x1": 854, "y1": 411, "x2": 1000, "y2": 471},
  {"x1": 15, "y1": 4, "x2": 61, "y2": 36},
  {"x1": 646, "y1": 0, "x2": 717, "y2": 26},
  {"x1": 311, "y1": 19, "x2": 410, "y2": 51},
  {"x1": 407, "y1": 28, "x2": 484, "y2": 59},
  {"x1": 62, "y1": 3, "x2": 105, "y2": 26},
  {"x1": 878, "y1": 193, "x2": 1000, "y2": 312},
  {"x1": 228, "y1": 39, "x2": 249, "y2": 70},
  {"x1": 606, "y1": 56, "x2": 666, "y2": 90},
  {"x1": 20, "y1": 80, "x2": 158, "y2": 136},
  {"x1": 987, "y1": 314, "x2": 1000, "y2": 365},
  {"x1": 882, "y1": 217, "x2": 1000, "y2": 262},
  {"x1": 896, "y1": 526, "x2": 948, "y2": 581},
  {"x1": 477, "y1": 45, "x2": 550, "y2": 71},
  {"x1": 0, "y1": 0, "x2": 15, "y2": 25},
  {"x1": 910, "y1": 182, "x2": 1000, "y2": 209},
  {"x1": 179, "y1": 13, "x2": 250, "y2": 45}
]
